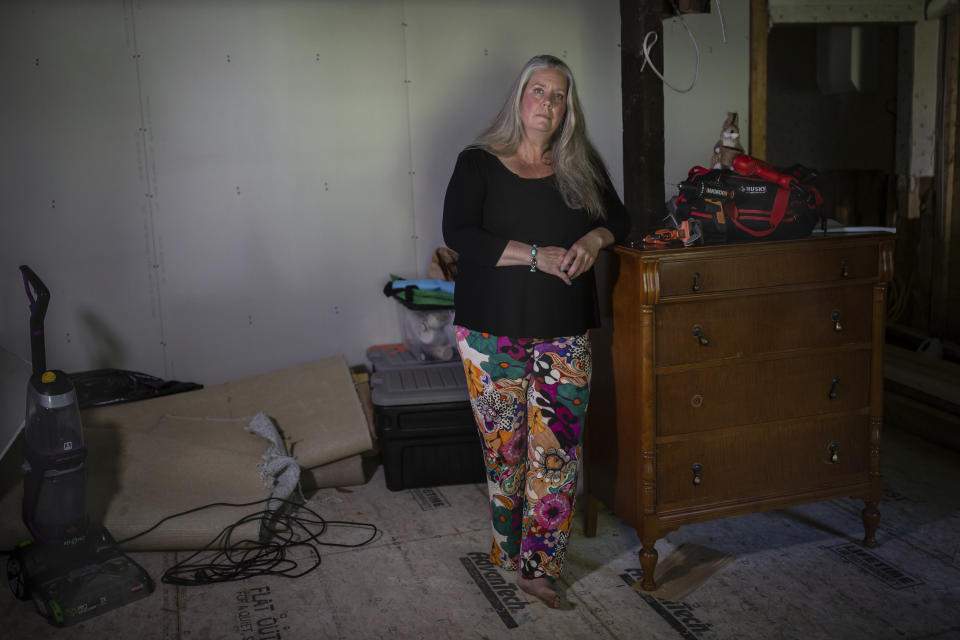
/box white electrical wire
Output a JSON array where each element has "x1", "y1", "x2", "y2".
[
  {"x1": 641, "y1": 0, "x2": 727, "y2": 94},
  {"x1": 715, "y1": 0, "x2": 727, "y2": 44},
  {"x1": 641, "y1": 29, "x2": 698, "y2": 94}
]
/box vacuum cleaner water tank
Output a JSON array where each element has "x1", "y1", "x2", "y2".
[
  {"x1": 22, "y1": 370, "x2": 88, "y2": 545},
  {"x1": 25, "y1": 371, "x2": 84, "y2": 456}
]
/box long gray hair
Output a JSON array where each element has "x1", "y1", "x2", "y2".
[{"x1": 469, "y1": 54, "x2": 608, "y2": 220}]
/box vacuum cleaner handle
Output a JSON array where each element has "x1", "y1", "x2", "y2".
[{"x1": 19, "y1": 265, "x2": 50, "y2": 377}]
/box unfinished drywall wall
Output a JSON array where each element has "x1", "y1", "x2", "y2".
[
  {"x1": 0, "y1": 0, "x2": 622, "y2": 386},
  {"x1": 661, "y1": 2, "x2": 751, "y2": 198},
  {"x1": 908, "y1": 18, "x2": 940, "y2": 181},
  {"x1": 0, "y1": 348, "x2": 31, "y2": 461}
]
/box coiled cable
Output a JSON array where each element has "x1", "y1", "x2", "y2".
[{"x1": 116, "y1": 497, "x2": 379, "y2": 586}]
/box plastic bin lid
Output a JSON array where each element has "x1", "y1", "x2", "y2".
[
  {"x1": 366, "y1": 344, "x2": 458, "y2": 371},
  {"x1": 371, "y1": 362, "x2": 469, "y2": 406},
  {"x1": 367, "y1": 344, "x2": 420, "y2": 370}
]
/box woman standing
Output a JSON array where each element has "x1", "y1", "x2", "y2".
[{"x1": 442, "y1": 54, "x2": 630, "y2": 608}]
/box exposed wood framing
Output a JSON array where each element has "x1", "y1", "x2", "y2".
[
  {"x1": 750, "y1": 0, "x2": 768, "y2": 160},
  {"x1": 621, "y1": 0, "x2": 666, "y2": 235},
  {"x1": 940, "y1": 11, "x2": 960, "y2": 338},
  {"x1": 754, "y1": 3, "x2": 958, "y2": 341}
]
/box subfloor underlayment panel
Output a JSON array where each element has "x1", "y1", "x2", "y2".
[{"x1": 2, "y1": 423, "x2": 959, "y2": 639}]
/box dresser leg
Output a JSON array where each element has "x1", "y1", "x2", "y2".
[
  {"x1": 638, "y1": 542, "x2": 658, "y2": 591},
  {"x1": 862, "y1": 500, "x2": 880, "y2": 548},
  {"x1": 584, "y1": 494, "x2": 598, "y2": 538}
]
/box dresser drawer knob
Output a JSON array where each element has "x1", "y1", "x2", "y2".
[
  {"x1": 828, "y1": 442, "x2": 839, "y2": 464},
  {"x1": 831, "y1": 310, "x2": 843, "y2": 332},
  {"x1": 829, "y1": 377, "x2": 840, "y2": 400},
  {"x1": 692, "y1": 324, "x2": 709, "y2": 346},
  {"x1": 691, "y1": 394, "x2": 704, "y2": 408},
  {"x1": 692, "y1": 271, "x2": 702, "y2": 292},
  {"x1": 692, "y1": 463, "x2": 703, "y2": 486},
  {"x1": 841, "y1": 259, "x2": 849, "y2": 279}
]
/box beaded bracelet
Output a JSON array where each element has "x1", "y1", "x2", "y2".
[{"x1": 529, "y1": 244, "x2": 538, "y2": 272}]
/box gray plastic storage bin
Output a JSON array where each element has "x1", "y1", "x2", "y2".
[{"x1": 370, "y1": 361, "x2": 484, "y2": 491}]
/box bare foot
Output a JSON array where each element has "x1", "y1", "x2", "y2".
[{"x1": 517, "y1": 575, "x2": 560, "y2": 609}]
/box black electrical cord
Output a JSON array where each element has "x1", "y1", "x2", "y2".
[{"x1": 115, "y1": 497, "x2": 379, "y2": 587}]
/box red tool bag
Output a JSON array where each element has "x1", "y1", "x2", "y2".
[{"x1": 673, "y1": 154, "x2": 825, "y2": 244}]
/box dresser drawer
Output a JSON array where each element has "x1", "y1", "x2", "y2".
[
  {"x1": 658, "y1": 243, "x2": 879, "y2": 297},
  {"x1": 656, "y1": 413, "x2": 870, "y2": 510},
  {"x1": 657, "y1": 350, "x2": 872, "y2": 436},
  {"x1": 655, "y1": 285, "x2": 874, "y2": 366}
]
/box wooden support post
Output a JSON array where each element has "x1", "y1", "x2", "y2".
[
  {"x1": 749, "y1": 0, "x2": 768, "y2": 160},
  {"x1": 621, "y1": 0, "x2": 666, "y2": 235},
  {"x1": 941, "y1": 12, "x2": 960, "y2": 340}
]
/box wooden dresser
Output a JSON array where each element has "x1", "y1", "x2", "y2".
[{"x1": 583, "y1": 232, "x2": 895, "y2": 591}]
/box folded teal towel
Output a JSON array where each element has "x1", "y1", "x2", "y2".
[{"x1": 390, "y1": 279, "x2": 455, "y2": 294}]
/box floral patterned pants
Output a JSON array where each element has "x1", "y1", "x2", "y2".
[{"x1": 454, "y1": 326, "x2": 591, "y2": 580}]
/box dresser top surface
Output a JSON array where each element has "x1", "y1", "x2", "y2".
[{"x1": 617, "y1": 231, "x2": 894, "y2": 261}]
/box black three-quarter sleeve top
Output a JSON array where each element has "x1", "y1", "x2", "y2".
[{"x1": 442, "y1": 147, "x2": 631, "y2": 339}]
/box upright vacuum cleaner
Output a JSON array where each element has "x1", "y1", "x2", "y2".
[{"x1": 6, "y1": 265, "x2": 154, "y2": 627}]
